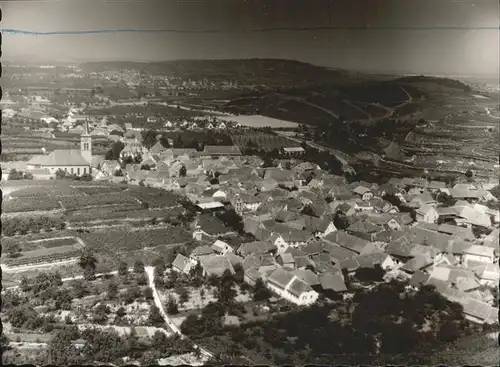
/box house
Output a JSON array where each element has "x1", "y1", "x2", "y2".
[
  {"x1": 189, "y1": 245, "x2": 215, "y2": 260},
  {"x1": 211, "y1": 239, "x2": 233, "y2": 255},
  {"x1": 277, "y1": 252, "x2": 296, "y2": 268},
  {"x1": 318, "y1": 272, "x2": 347, "y2": 293},
  {"x1": 193, "y1": 214, "x2": 234, "y2": 239},
  {"x1": 323, "y1": 231, "x2": 375, "y2": 255},
  {"x1": 415, "y1": 204, "x2": 439, "y2": 223},
  {"x1": 237, "y1": 241, "x2": 277, "y2": 257},
  {"x1": 232, "y1": 193, "x2": 261, "y2": 214},
  {"x1": 462, "y1": 245, "x2": 495, "y2": 267},
  {"x1": 172, "y1": 253, "x2": 194, "y2": 274},
  {"x1": 473, "y1": 263, "x2": 500, "y2": 286},
  {"x1": 346, "y1": 219, "x2": 381, "y2": 241},
  {"x1": 100, "y1": 160, "x2": 121, "y2": 176},
  {"x1": 352, "y1": 186, "x2": 374, "y2": 201},
  {"x1": 27, "y1": 121, "x2": 93, "y2": 177},
  {"x1": 198, "y1": 255, "x2": 235, "y2": 277},
  {"x1": 355, "y1": 251, "x2": 395, "y2": 270},
  {"x1": 436, "y1": 223, "x2": 476, "y2": 242},
  {"x1": 281, "y1": 147, "x2": 306, "y2": 157},
  {"x1": 400, "y1": 254, "x2": 434, "y2": 274},
  {"x1": 449, "y1": 188, "x2": 485, "y2": 202},
  {"x1": 409, "y1": 192, "x2": 436, "y2": 207},
  {"x1": 265, "y1": 268, "x2": 319, "y2": 306},
  {"x1": 292, "y1": 269, "x2": 321, "y2": 288},
  {"x1": 270, "y1": 230, "x2": 311, "y2": 250},
  {"x1": 462, "y1": 298, "x2": 499, "y2": 324},
  {"x1": 453, "y1": 206, "x2": 492, "y2": 228}
]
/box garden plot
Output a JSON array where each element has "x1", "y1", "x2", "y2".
[
  {"x1": 59, "y1": 192, "x2": 139, "y2": 210},
  {"x1": 2, "y1": 196, "x2": 63, "y2": 214},
  {"x1": 159, "y1": 285, "x2": 251, "y2": 312},
  {"x1": 78, "y1": 227, "x2": 192, "y2": 254},
  {"x1": 1, "y1": 242, "x2": 84, "y2": 270}
]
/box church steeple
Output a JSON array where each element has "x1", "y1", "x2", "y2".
[{"x1": 81, "y1": 118, "x2": 92, "y2": 163}]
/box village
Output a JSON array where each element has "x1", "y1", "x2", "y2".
[{"x1": 1, "y1": 67, "x2": 499, "y2": 365}]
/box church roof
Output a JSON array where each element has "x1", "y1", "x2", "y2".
[
  {"x1": 81, "y1": 121, "x2": 91, "y2": 136},
  {"x1": 35, "y1": 149, "x2": 91, "y2": 166}
]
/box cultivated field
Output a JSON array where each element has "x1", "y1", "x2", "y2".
[
  {"x1": 230, "y1": 132, "x2": 301, "y2": 151},
  {"x1": 217, "y1": 115, "x2": 299, "y2": 128}
]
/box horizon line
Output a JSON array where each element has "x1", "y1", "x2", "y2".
[{"x1": 1, "y1": 25, "x2": 500, "y2": 35}]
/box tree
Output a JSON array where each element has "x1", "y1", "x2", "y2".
[
  {"x1": 253, "y1": 278, "x2": 271, "y2": 301},
  {"x1": 166, "y1": 296, "x2": 179, "y2": 315},
  {"x1": 105, "y1": 141, "x2": 125, "y2": 160},
  {"x1": 107, "y1": 281, "x2": 119, "y2": 300},
  {"x1": 148, "y1": 305, "x2": 164, "y2": 326},
  {"x1": 143, "y1": 288, "x2": 154, "y2": 300},
  {"x1": 354, "y1": 264, "x2": 385, "y2": 283},
  {"x1": 177, "y1": 286, "x2": 190, "y2": 306},
  {"x1": 133, "y1": 260, "x2": 145, "y2": 274},
  {"x1": 5, "y1": 242, "x2": 21, "y2": 258},
  {"x1": 48, "y1": 328, "x2": 82, "y2": 365},
  {"x1": 465, "y1": 169, "x2": 474, "y2": 180},
  {"x1": 78, "y1": 249, "x2": 97, "y2": 280},
  {"x1": 141, "y1": 129, "x2": 158, "y2": 149},
  {"x1": 116, "y1": 307, "x2": 127, "y2": 318},
  {"x1": 118, "y1": 261, "x2": 129, "y2": 276},
  {"x1": 92, "y1": 303, "x2": 111, "y2": 324},
  {"x1": 179, "y1": 164, "x2": 187, "y2": 177},
  {"x1": 217, "y1": 269, "x2": 237, "y2": 306},
  {"x1": 334, "y1": 211, "x2": 350, "y2": 230}
]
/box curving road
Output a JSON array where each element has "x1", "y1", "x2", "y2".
[{"x1": 144, "y1": 266, "x2": 213, "y2": 361}]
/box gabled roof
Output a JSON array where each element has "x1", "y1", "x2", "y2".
[
  {"x1": 323, "y1": 230, "x2": 372, "y2": 254},
  {"x1": 172, "y1": 253, "x2": 191, "y2": 272},
  {"x1": 437, "y1": 223, "x2": 475, "y2": 241},
  {"x1": 347, "y1": 219, "x2": 380, "y2": 234},
  {"x1": 355, "y1": 252, "x2": 391, "y2": 269},
  {"x1": 34, "y1": 149, "x2": 90, "y2": 166},
  {"x1": 322, "y1": 242, "x2": 357, "y2": 262},
  {"x1": 199, "y1": 255, "x2": 235, "y2": 277},
  {"x1": 287, "y1": 277, "x2": 314, "y2": 297},
  {"x1": 463, "y1": 245, "x2": 495, "y2": 258},
  {"x1": 294, "y1": 256, "x2": 313, "y2": 269},
  {"x1": 385, "y1": 236, "x2": 415, "y2": 257},
  {"x1": 211, "y1": 239, "x2": 230, "y2": 253},
  {"x1": 409, "y1": 271, "x2": 431, "y2": 287},
  {"x1": 401, "y1": 255, "x2": 433, "y2": 273},
  {"x1": 278, "y1": 252, "x2": 295, "y2": 264},
  {"x1": 237, "y1": 241, "x2": 277, "y2": 256},
  {"x1": 352, "y1": 185, "x2": 372, "y2": 195},
  {"x1": 267, "y1": 268, "x2": 295, "y2": 290},
  {"x1": 293, "y1": 269, "x2": 320, "y2": 287},
  {"x1": 319, "y1": 272, "x2": 347, "y2": 292},
  {"x1": 191, "y1": 245, "x2": 215, "y2": 257}
]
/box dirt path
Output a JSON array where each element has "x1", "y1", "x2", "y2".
[{"x1": 145, "y1": 266, "x2": 213, "y2": 361}]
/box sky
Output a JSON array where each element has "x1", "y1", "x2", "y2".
[{"x1": 1, "y1": 0, "x2": 499, "y2": 76}]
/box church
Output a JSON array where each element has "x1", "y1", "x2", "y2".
[{"x1": 27, "y1": 121, "x2": 94, "y2": 176}]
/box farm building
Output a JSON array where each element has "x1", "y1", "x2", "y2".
[{"x1": 281, "y1": 147, "x2": 305, "y2": 157}]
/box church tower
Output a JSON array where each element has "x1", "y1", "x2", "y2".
[{"x1": 81, "y1": 119, "x2": 92, "y2": 163}]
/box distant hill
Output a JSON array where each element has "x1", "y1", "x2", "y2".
[
  {"x1": 80, "y1": 58, "x2": 351, "y2": 87},
  {"x1": 395, "y1": 75, "x2": 473, "y2": 92}
]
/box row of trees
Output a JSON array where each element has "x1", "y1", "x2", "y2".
[
  {"x1": 45, "y1": 325, "x2": 194, "y2": 365},
  {"x1": 2, "y1": 215, "x2": 66, "y2": 238},
  {"x1": 8, "y1": 169, "x2": 33, "y2": 180}
]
